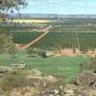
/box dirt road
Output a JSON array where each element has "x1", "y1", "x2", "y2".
[{"x1": 20, "y1": 25, "x2": 52, "y2": 49}]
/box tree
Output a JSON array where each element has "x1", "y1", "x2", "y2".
[
  {"x1": 0, "y1": 0, "x2": 27, "y2": 11},
  {"x1": 0, "y1": 0, "x2": 27, "y2": 54}
]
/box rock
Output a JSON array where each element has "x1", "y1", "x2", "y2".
[
  {"x1": 9, "y1": 87, "x2": 40, "y2": 96},
  {"x1": 53, "y1": 89, "x2": 59, "y2": 95},
  {"x1": 0, "y1": 90, "x2": 4, "y2": 96},
  {"x1": 27, "y1": 69, "x2": 42, "y2": 76},
  {"x1": 63, "y1": 84, "x2": 77, "y2": 96},
  {"x1": 42, "y1": 85, "x2": 65, "y2": 96},
  {"x1": 44, "y1": 76, "x2": 57, "y2": 83},
  {"x1": 76, "y1": 70, "x2": 96, "y2": 88}
]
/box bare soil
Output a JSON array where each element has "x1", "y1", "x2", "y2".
[{"x1": 56, "y1": 49, "x2": 96, "y2": 57}]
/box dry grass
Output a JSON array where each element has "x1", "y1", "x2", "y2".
[{"x1": 8, "y1": 19, "x2": 53, "y2": 24}]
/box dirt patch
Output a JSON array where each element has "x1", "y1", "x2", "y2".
[
  {"x1": 55, "y1": 49, "x2": 80, "y2": 57},
  {"x1": 56, "y1": 49, "x2": 96, "y2": 57}
]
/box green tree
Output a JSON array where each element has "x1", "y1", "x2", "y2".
[
  {"x1": 0, "y1": 0, "x2": 27, "y2": 11},
  {"x1": 0, "y1": 0, "x2": 27, "y2": 54}
]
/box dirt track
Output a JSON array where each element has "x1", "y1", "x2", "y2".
[{"x1": 20, "y1": 26, "x2": 52, "y2": 49}]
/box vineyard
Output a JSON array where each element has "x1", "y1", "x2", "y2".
[
  {"x1": 1, "y1": 18, "x2": 96, "y2": 52},
  {"x1": 12, "y1": 32, "x2": 43, "y2": 44},
  {"x1": 12, "y1": 31, "x2": 96, "y2": 51}
]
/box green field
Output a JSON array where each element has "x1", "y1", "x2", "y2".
[
  {"x1": 0, "y1": 50, "x2": 89, "y2": 82},
  {"x1": 12, "y1": 31, "x2": 96, "y2": 50}
]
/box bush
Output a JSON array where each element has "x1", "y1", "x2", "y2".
[
  {"x1": 27, "y1": 48, "x2": 47, "y2": 58},
  {"x1": 80, "y1": 57, "x2": 96, "y2": 71},
  {"x1": 0, "y1": 70, "x2": 26, "y2": 92}
]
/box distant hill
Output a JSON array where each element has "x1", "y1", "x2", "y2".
[{"x1": 7, "y1": 14, "x2": 96, "y2": 19}]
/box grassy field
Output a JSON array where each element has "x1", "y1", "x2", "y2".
[{"x1": 0, "y1": 50, "x2": 89, "y2": 83}]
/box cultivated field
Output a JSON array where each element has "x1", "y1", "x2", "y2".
[
  {"x1": 0, "y1": 18, "x2": 96, "y2": 83},
  {"x1": 12, "y1": 31, "x2": 96, "y2": 51}
]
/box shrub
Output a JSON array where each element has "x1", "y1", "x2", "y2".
[
  {"x1": 0, "y1": 70, "x2": 26, "y2": 92},
  {"x1": 27, "y1": 48, "x2": 47, "y2": 58}
]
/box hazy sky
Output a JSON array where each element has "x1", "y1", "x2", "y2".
[{"x1": 20, "y1": 0, "x2": 96, "y2": 14}]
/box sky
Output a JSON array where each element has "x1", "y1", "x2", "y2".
[{"x1": 20, "y1": 0, "x2": 96, "y2": 15}]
